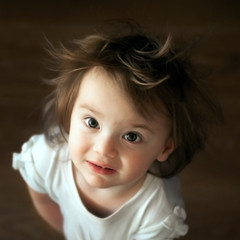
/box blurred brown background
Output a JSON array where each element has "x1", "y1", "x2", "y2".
[{"x1": 0, "y1": 0, "x2": 239, "y2": 239}]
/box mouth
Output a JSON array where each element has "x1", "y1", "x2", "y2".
[{"x1": 87, "y1": 161, "x2": 117, "y2": 175}]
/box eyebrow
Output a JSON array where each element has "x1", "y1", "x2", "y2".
[
  {"x1": 78, "y1": 103, "x2": 103, "y2": 116},
  {"x1": 130, "y1": 123, "x2": 154, "y2": 134},
  {"x1": 78, "y1": 103, "x2": 154, "y2": 133}
]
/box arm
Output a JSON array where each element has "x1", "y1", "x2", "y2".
[{"x1": 28, "y1": 187, "x2": 64, "y2": 234}]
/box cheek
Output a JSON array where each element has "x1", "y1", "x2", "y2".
[
  {"x1": 124, "y1": 150, "x2": 155, "y2": 170},
  {"x1": 68, "y1": 129, "x2": 89, "y2": 161}
]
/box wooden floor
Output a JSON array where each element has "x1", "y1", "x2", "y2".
[{"x1": 1, "y1": 1, "x2": 239, "y2": 239}]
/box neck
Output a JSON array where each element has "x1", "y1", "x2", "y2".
[{"x1": 73, "y1": 168, "x2": 146, "y2": 217}]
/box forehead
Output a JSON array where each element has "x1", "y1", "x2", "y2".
[
  {"x1": 76, "y1": 67, "x2": 134, "y2": 110},
  {"x1": 77, "y1": 66, "x2": 169, "y2": 121},
  {"x1": 78, "y1": 67, "x2": 124, "y2": 98}
]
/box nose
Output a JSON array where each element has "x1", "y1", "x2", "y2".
[{"x1": 93, "y1": 134, "x2": 118, "y2": 159}]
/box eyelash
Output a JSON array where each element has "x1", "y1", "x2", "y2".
[{"x1": 83, "y1": 117, "x2": 143, "y2": 143}]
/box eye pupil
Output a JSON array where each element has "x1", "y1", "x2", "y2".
[{"x1": 88, "y1": 118, "x2": 98, "y2": 128}]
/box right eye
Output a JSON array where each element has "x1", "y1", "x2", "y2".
[{"x1": 84, "y1": 117, "x2": 100, "y2": 129}]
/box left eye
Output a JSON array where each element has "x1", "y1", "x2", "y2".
[
  {"x1": 123, "y1": 132, "x2": 141, "y2": 143},
  {"x1": 84, "y1": 117, "x2": 100, "y2": 129}
]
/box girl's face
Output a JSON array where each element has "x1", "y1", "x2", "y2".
[{"x1": 69, "y1": 67, "x2": 174, "y2": 194}]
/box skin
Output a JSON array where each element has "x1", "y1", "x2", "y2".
[
  {"x1": 28, "y1": 187, "x2": 63, "y2": 233},
  {"x1": 28, "y1": 66, "x2": 174, "y2": 230}
]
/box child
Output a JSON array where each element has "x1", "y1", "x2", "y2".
[{"x1": 13, "y1": 22, "x2": 221, "y2": 239}]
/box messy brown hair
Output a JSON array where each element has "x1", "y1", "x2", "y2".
[{"x1": 42, "y1": 21, "x2": 222, "y2": 178}]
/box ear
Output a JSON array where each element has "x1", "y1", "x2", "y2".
[{"x1": 156, "y1": 138, "x2": 175, "y2": 162}]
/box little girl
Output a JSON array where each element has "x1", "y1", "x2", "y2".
[{"x1": 13, "y1": 22, "x2": 221, "y2": 239}]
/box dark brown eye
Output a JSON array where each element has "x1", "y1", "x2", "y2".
[
  {"x1": 85, "y1": 117, "x2": 99, "y2": 129},
  {"x1": 123, "y1": 132, "x2": 141, "y2": 143}
]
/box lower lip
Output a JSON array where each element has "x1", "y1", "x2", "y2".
[{"x1": 87, "y1": 161, "x2": 117, "y2": 175}]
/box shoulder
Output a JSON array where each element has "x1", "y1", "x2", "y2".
[
  {"x1": 13, "y1": 134, "x2": 69, "y2": 193},
  {"x1": 131, "y1": 174, "x2": 188, "y2": 239},
  {"x1": 142, "y1": 174, "x2": 184, "y2": 210},
  {"x1": 30, "y1": 134, "x2": 69, "y2": 175}
]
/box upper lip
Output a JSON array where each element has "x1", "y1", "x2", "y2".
[{"x1": 87, "y1": 160, "x2": 115, "y2": 170}]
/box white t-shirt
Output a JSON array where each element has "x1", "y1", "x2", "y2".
[{"x1": 13, "y1": 134, "x2": 188, "y2": 240}]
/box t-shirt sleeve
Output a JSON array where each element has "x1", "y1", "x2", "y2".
[
  {"x1": 12, "y1": 134, "x2": 54, "y2": 194},
  {"x1": 131, "y1": 176, "x2": 188, "y2": 240},
  {"x1": 131, "y1": 205, "x2": 188, "y2": 240},
  {"x1": 132, "y1": 206, "x2": 188, "y2": 240}
]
